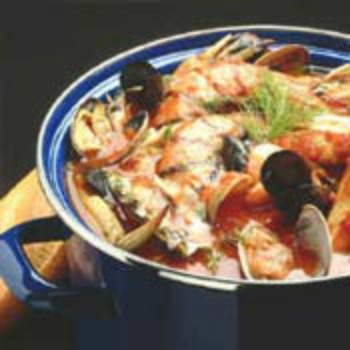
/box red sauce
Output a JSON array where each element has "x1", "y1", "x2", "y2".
[
  {"x1": 295, "y1": 245, "x2": 320, "y2": 276},
  {"x1": 137, "y1": 192, "x2": 297, "y2": 279},
  {"x1": 69, "y1": 168, "x2": 330, "y2": 280}
]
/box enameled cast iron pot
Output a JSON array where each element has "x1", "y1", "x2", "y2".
[{"x1": 1, "y1": 25, "x2": 350, "y2": 350}]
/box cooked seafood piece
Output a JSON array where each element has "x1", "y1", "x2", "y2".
[
  {"x1": 295, "y1": 204, "x2": 332, "y2": 277},
  {"x1": 328, "y1": 166, "x2": 350, "y2": 252},
  {"x1": 256, "y1": 44, "x2": 309, "y2": 74},
  {"x1": 71, "y1": 98, "x2": 118, "y2": 156},
  {"x1": 237, "y1": 221, "x2": 295, "y2": 280},
  {"x1": 207, "y1": 173, "x2": 252, "y2": 223},
  {"x1": 67, "y1": 32, "x2": 350, "y2": 281},
  {"x1": 117, "y1": 207, "x2": 168, "y2": 251}
]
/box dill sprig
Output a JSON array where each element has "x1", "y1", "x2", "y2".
[
  {"x1": 242, "y1": 72, "x2": 323, "y2": 142},
  {"x1": 202, "y1": 96, "x2": 235, "y2": 113},
  {"x1": 205, "y1": 248, "x2": 222, "y2": 275}
]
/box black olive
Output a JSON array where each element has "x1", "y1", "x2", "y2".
[
  {"x1": 124, "y1": 110, "x2": 148, "y2": 132},
  {"x1": 261, "y1": 150, "x2": 311, "y2": 197},
  {"x1": 222, "y1": 135, "x2": 249, "y2": 172},
  {"x1": 120, "y1": 61, "x2": 163, "y2": 111}
]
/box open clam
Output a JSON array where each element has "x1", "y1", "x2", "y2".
[
  {"x1": 117, "y1": 206, "x2": 169, "y2": 251},
  {"x1": 203, "y1": 32, "x2": 272, "y2": 61},
  {"x1": 207, "y1": 174, "x2": 252, "y2": 223},
  {"x1": 324, "y1": 63, "x2": 350, "y2": 82},
  {"x1": 237, "y1": 221, "x2": 295, "y2": 280},
  {"x1": 295, "y1": 204, "x2": 332, "y2": 277},
  {"x1": 314, "y1": 64, "x2": 350, "y2": 109},
  {"x1": 71, "y1": 98, "x2": 115, "y2": 156},
  {"x1": 237, "y1": 204, "x2": 332, "y2": 280},
  {"x1": 71, "y1": 100, "x2": 150, "y2": 167},
  {"x1": 78, "y1": 169, "x2": 168, "y2": 251},
  {"x1": 256, "y1": 44, "x2": 309, "y2": 74}
]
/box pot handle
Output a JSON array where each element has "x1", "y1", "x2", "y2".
[{"x1": 0, "y1": 217, "x2": 118, "y2": 318}]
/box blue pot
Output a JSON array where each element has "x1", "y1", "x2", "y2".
[{"x1": 1, "y1": 25, "x2": 350, "y2": 350}]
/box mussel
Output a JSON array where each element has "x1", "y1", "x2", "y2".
[
  {"x1": 81, "y1": 169, "x2": 167, "y2": 250},
  {"x1": 295, "y1": 204, "x2": 332, "y2": 277},
  {"x1": 84, "y1": 169, "x2": 143, "y2": 231},
  {"x1": 120, "y1": 61, "x2": 164, "y2": 111},
  {"x1": 261, "y1": 150, "x2": 328, "y2": 216},
  {"x1": 256, "y1": 44, "x2": 309, "y2": 74},
  {"x1": 222, "y1": 135, "x2": 249, "y2": 172},
  {"x1": 124, "y1": 110, "x2": 148, "y2": 132}
]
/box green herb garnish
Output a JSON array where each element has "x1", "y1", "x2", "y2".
[
  {"x1": 162, "y1": 125, "x2": 173, "y2": 141},
  {"x1": 202, "y1": 96, "x2": 235, "y2": 113},
  {"x1": 242, "y1": 72, "x2": 324, "y2": 142},
  {"x1": 196, "y1": 206, "x2": 207, "y2": 220},
  {"x1": 206, "y1": 248, "x2": 222, "y2": 275}
]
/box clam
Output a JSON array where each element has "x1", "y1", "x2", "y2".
[
  {"x1": 72, "y1": 105, "x2": 149, "y2": 168},
  {"x1": 313, "y1": 64, "x2": 350, "y2": 109},
  {"x1": 295, "y1": 204, "x2": 332, "y2": 277},
  {"x1": 237, "y1": 221, "x2": 295, "y2": 280},
  {"x1": 120, "y1": 61, "x2": 164, "y2": 111},
  {"x1": 203, "y1": 33, "x2": 272, "y2": 61},
  {"x1": 237, "y1": 205, "x2": 332, "y2": 280},
  {"x1": 117, "y1": 206, "x2": 169, "y2": 251},
  {"x1": 84, "y1": 169, "x2": 142, "y2": 232},
  {"x1": 256, "y1": 44, "x2": 309, "y2": 74},
  {"x1": 73, "y1": 170, "x2": 125, "y2": 244},
  {"x1": 118, "y1": 110, "x2": 150, "y2": 164},
  {"x1": 82, "y1": 169, "x2": 168, "y2": 250},
  {"x1": 324, "y1": 63, "x2": 350, "y2": 82},
  {"x1": 71, "y1": 98, "x2": 114, "y2": 156},
  {"x1": 207, "y1": 174, "x2": 252, "y2": 223}
]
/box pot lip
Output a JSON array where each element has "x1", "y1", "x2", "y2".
[{"x1": 37, "y1": 24, "x2": 350, "y2": 290}]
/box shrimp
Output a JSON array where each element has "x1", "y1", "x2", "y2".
[
  {"x1": 153, "y1": 33, "x2": 329, "y2": 127},
  {"x1": 276, "y1": 114, "x2": 350, "y2": 166}
]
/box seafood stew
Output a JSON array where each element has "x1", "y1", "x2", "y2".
[{"x1": 67, "y1": 32, "x2": 350, "y2": 281}]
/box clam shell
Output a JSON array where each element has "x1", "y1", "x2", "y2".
[
  {"x1": 207, "y1": 174, "x2": 252, "y2": 223},
  {"x1": 237, "y1": 221, "x2": 257, "y2": 280},
  {"x1": 71, "y1": 100, "x2": 113, "y2": 156},
  {"x1": 324, "y1": 63, "x2": 350, "y2": 81},
  {"x1": 296, "y1": 204, "x2": 332, "y2": 277},
  {"x1": 117, "y1": 206, "x2": 168, "y2": 251},
  {"x1": 256, "y1": 44, "x2": 309, "y2": 74}
]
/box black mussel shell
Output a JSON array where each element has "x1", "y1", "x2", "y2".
[
  {"x1": 222, "y1": 135, "x2": 249, "y2": 172},
  {"x1": 273, "y1": 184, "x2": 328, "y2": 218},
  {"x1": 261, "y1": 150, "x2": 328, "y2": 216},
  {"x1": 261, "y1": 150, "x2": 311, "y2": 197},
  {"x1": 120, "y1": 61, "x2": 163, "y2": 111},
  {"x1": 84, "y1": 169, "x2": 113, "y2": 201},
  {"x1": 124, "y1": 110, "x2": 148, "y2": 132}
]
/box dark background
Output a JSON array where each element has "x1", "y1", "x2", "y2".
[{"x1": 1, "y1": 1, "x2": 349, "y2": 349}]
